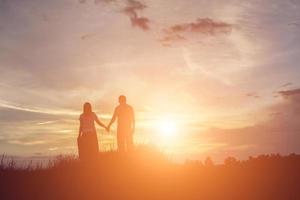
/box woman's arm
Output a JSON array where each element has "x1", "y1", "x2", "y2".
[
  {"x1": 94, "y1": 114, "x2": 107, "y2": 129},
  {"x1": 78, "y1": 124, "x2": 82, "y2": 137},
  {"x1": 78, "y1": 115, "x2": 83, "y2": 137}
]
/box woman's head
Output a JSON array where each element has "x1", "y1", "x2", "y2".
[{"x1": 83, "y1": 102, "x2": 92, "y2": 114}]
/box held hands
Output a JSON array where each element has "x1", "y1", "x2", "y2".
[
  {"x1": 104, "y1": 124, "x2": 111, "y2": 133},
  {"x1": 104, "y1": 123, "x2": 113, "y2": 133},
  {"x1": 105, "y1": 126, "x2": 109, "y2": 132}
]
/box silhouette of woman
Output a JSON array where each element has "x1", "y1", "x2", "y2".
[{"x1": 78, "y1": 102, "x2": 107, "y2": 161}]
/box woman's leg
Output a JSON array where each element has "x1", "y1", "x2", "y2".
[{"x1": 91, "y1": 132, "x2": 99, "y2": 158}]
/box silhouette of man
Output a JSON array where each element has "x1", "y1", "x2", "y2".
[{"x1": 108, "y1": 95, "x2": 135, "y2": 152}]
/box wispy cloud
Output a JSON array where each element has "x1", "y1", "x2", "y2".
[
  {"x1": 279, "y1": 82, "x2": 293, "y2": 88},
  {"x1": 36, "y1": 121, "x2": 58, "y2": 125},
  {"x1": 94, "y1": 0, "x2": 117, "y2": 4},
  {"x1": 57, "y1": 130, "x2": 72, "y2": 133},
  {"x1": 278, "y1": 88, "x2": 300, "y2": 98},
  {"x1": 0, "y1": 100, "x2": 78, "y2": 116},
  {"x1": 8, "y1": 140, "x2": 46, "y2": 146},
  {"x1": 246, "y1": 92, "x2": 261, "y2": 99},
  {"x1": 48, "y1": 147, "x2": 59, "y2": 151},
  {"x1": 182, "y1": 48, "x2": 232, "y2": 85},
  {"x1": 264, "y1": 88, "x2": 300, "y2": 131},
  {"x1": 81, "y1": 32, "x2": 100, "y2": 40}
]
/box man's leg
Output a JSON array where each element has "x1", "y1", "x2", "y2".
[
  {"x1": 117, "y1": 132, "x2": 125, "y2": 152},
  {"x1": 126, "y1": 133, "x2": 134, "y2": 152}
]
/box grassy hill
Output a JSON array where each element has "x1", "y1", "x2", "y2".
[{"x1": 1, "y1": 148, "x2": 300, "y2": 200}]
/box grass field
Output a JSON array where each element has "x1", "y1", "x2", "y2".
[{"x1": 1, "y1": 148, "x2": 300, "y2": 200}]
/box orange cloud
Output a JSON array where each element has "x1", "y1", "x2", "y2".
[
  {"x1": 122, "y1": 0, "x2": 150, "y2": 31},
  {"x1": 80, "y1": 0, "x2": 150, "y2": 39},
  {"x1": 161, "y1": 18, "x2": 233, "y2": 45}
]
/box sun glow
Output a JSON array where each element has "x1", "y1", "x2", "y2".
[
  {"x1": 159, "y1": 119, "x2": 177, "y2": 137},
  {"x1": 154, "y1": 116, "x2": 180, "y2": 143}
]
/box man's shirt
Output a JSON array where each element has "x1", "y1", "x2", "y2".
[{"x1": 113, "y1": 104, "x2": 134, "y2": 133}]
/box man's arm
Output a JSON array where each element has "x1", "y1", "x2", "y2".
[
  {"x1": 78, "y1": 121, "x2": 82, "y2": 138},
  {"x1": 94, "y1": 114, "x2": 107, "y2": 129},
  {"x1": 108, "y1": 108, "x2": 118, "y2": 130},
  {"x1": 132, "y1": 107, "x2": 135, "y2": 134}
]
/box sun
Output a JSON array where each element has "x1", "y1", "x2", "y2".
[{"x1": 158, "y1": 119, "x2": 177, "y2": 138}]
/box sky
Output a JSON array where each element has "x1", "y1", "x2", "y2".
[{"x1": 0, "y1": 0, "x2": 300, "y2": 162}]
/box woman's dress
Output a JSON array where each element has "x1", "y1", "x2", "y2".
[{"x1": 78, "y1": 112, "x2": 99, "y2": 161}]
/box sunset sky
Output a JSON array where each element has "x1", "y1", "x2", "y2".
[{"x1": 1, "y1": 0, "x2": 300, "y2": 161}]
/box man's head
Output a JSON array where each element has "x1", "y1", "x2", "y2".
[{"x1": 119, "y1": 95, "x2": 126, "y2": 105}]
